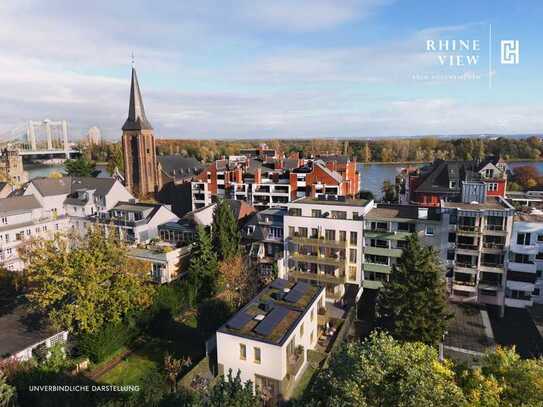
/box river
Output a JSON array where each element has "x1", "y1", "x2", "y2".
[{"x1": 24, "y1": 161, "x2": 543, "y2": 200}]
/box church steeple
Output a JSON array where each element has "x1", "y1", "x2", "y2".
[{"x1": 122, "y1": 67, "x2": 153, "y2": 131}]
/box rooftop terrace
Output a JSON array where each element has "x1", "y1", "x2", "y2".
[
  {"x1": 296, "y1": 196, "x2": 370, "y2": 207},
  {"x1": 218, "y1": 279, "x2": 324, "y2": 346}
]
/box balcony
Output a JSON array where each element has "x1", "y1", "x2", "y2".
[
  {"x1": 480, "y1": 262, "x2": 505, "y2": 272},
  {"x1": 454, "y1": 262, "x2": 478, "y2": 274},
  {"x1": 452, "y1": 279, "x2": 476, "y2": 287},
  {"x1": 508, "y1": 261, "x2": 536, "y2": 273},
  {"x1": 479, "y1": 279, "x2": 503, "y2": 289},
  {"x1": 287, "y1": 347, "x2": 305, "y2": 377},
  {"x1": 289, "y1": 269, "x2": 345, "y2": 285},
  {"x1": 484, "y1": 224, "x2": 504, "y2": 232},
  {"x1": 291, "y1": 236, "x2": 346, "y2": 249},
  {"x1": 364, "y1": 230, "x2": 411, "y2": 241},
  {"x1": 457, "y1": 225, "x2": 479, "y2": 234},
  {"x1": 291, "y1": 253, "x2": 345, "y2": 268},
  {"x1": 364, "y1": 246, "x2": 402, "y2": 258},
  {"x1": 363, "y1": 263, "x2": 392, "y2": 274},
  {"x1": 482, "y1": 242, "x2": 505, "y2": 250}
]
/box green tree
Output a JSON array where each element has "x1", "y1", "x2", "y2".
[
  {"x1": 362, "y1": 143, "x2": 371, "y2": 163},
  {"x1": 212, "y1": 199, "x2": 241, "y2": 261},
  {"x1": 0, "y1": 370, "x2": 16, "y2": 407},
  {"x1": 302, "y1": 332, "x2": 465, "y2": 407},
  {"x1": 184, "y1": 225, "x2": 219, "y2": 302},
  {"x1": 20, "y1": 227, "x2": 154, "y2": 334},
  {"x1": 207, "y1": 370, "x2": 260, "y2": 407},
  {"x1": 63, "y1": 157, "x2": 96, "y2": 177},
  {"x1": 106, "y1": 143, "x2": 124, "y2": 175},
  {"x1": 381, "y1": 180, "x2": 397, "y2": 203},
  {"x1": 376, "y1": 234, "x2": 451, "y2": 346}
]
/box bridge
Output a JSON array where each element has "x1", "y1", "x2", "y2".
[{"x1": 1, "y1": 120, "x2": 79, "y2": 159}]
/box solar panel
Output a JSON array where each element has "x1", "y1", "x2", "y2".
[
  {"x1": 226, "y1": 312, "x2": 253, "y2": 330},
  {"x1": 292, "y1": 281, "x2": 311, "y2": 293},
  {"x1": 254, "y1": 306, "x2": 289, "y2": 336},
  {"x1": 284, "y1": 289, "x2": 304, "y2": 303},
  {"x1": 271, "y1": 278, "x2": 289, "y2": 290},
  {"x1": 259, "y1": 299, "x2": 275, "y2": 312}
]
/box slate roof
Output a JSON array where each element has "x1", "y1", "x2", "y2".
[
  {"x1": 158, "y1": 155, "x2": 204, "y2": 179},
  {"x1": 318, "y1": 154, "x2": 350, "y2": 164},
  {"x1": 29, "y1": 177, "x2": 117, "y2": 198},
  {"x1": 0, "y1": 195, "x2": 41, "y2": 214},
  {"x1": 122, "y1": 67, "x2": 153, "y2": 131}
]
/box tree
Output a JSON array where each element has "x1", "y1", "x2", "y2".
[
  {"x1": 376, "y1": 234, "x2": 451, "y2": 346},
  {"x1": 381, "y1": 180, "x2": 397, "y2": 203},
  {"x1": 183, "y1": 225, "x2": 219, "y2": 303},
  {"x1": 212, "y1": 199, "x2": 241, "y2": 261},
  {"x1": 206, "y1": 370, "x2": 260, "y2": 407},
  {"x1": 163, "y1": 353, "x2": 191, "y2": 393},
  {"x1": 362, "y1": 143, "x2": 371, "y2": 163},
  {"x1": 511, "y1": 165, "x2": 542, "y2": 189},
  {"x1": 302, "y1": 332, "x2": 465, "y2": 407},
  {"x1": 0, "y1": 370, "x2": 16, "y2": 407},
  {"x1": 218, "y1": 256, "x2": 259, "y2": 308},
  {"x1": 197, "y1": 298, "x2": 232, "y2": 340},
  {"x1": 106, "y1": 143, "x2": 124, "y2": 175},
  {"x1": 20, "y1": 227, "x2": 154, "y2": 334},
  {"x1": 63, "y1": 157, "x2": 96, "y2": 177}
]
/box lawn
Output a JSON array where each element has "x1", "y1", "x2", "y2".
[
  {"x1": 290, "y1": 365, "x2": 317, "y2": 400},
  {"x1": 95, "y1": 312, "x2": 206, "y2": 386}
]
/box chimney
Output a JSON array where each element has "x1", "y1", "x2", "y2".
[{"x1": 255, "y1": 168, "x2": 262, "y2": 184}]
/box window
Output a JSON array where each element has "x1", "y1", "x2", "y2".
[
  {"x1": 311, "y1": 228, "x2": 319, "y2": 238},
  {"x1": 349, "y1": 249, "x2": 357, "y2": 263},
  {"x1": 1, "y1": 217, "x2": 7, "y2": 224},
  {"x1": 425, "y1": 225, "x2": 434, "y2": 236},
  {"x1": 289, "y1": 208, "x2": 302, "y2": 216},
  {"x1": 310, "y1": 307, "x2": 314, "y2": 322},
  {"x1": 300, "y1": 322, "x2": 304, "y2": 337},
  {"x1": 289, "y1": 226, "x2": 295, "y2": 237},
  {"x1": 538, "y1": 234, "x2": 543, "y2": 242},
  {"x1": 239, "y1": 344, "x2": 246, "y2": 360},
  {"x1": 299, "y1": 227, "x2": 308, "y2": 238},
  {"x1": 254, "y1": 347, "x2": 261, "y2": 364},
  {"x1": 339, "y1": 231, "x2": 347, "y2": 242},
  {"x1": 331, "y1": 211, "x2": 347, "y2": 220},
  {"x1": 517, "y1": 233, "x2": 531, "y2": 246},
  {"x1": 350, "y1": 231, "x2": 358, "y2": 245},
  {"x1": 312, "y1": 209, "x2": 322, "y2": 217},
  {"x1": 486, "y1": 183, "x2": 498, "y2": 192},
  {"x1": 534, "y1": 288, "x2": 541, "y2": 296},
  {"x1": 448, "y1": 232, "x2": 456, "y2": 243},
  {"x1": 325, "y1": 229, "x2": 336, "y2": 241},
  {"x1": 447, "y1": 250, "x2": 455, "y2": 261}
]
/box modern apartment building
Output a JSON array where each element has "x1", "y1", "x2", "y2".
[
  {"x1": 506, "y1": 212, "x2": 543, "y2": 307},
  {"x1": 191, "y1": 155, "x2": 360, "y2": 211},
  {"x1": 362, "y1": 204, "x2": 445, "y2": 289},
  {"x1": 216, "y1": 278, "x2": 325, "y2": 402},
  {"x1": 283, "y1": 196, "x2": 373, "y2": 301},
  {"x1": 442, "y1": 197, "x2": 515, "y2": 307},
  {"x1": 128, "y1": 244, "x2": 191, "y2": 284}
]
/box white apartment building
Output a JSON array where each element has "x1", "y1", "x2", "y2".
[
  {"x1": 442, "y1": 197, "x2": 515, "y2": 307},
  {"x1": 506, "y1": 212, "x2": 543, "y2": 307},
  {"x1": 216, "y1": 278, "x2": 325, "y2": 403},
  {"x1": 0, "y1": 195, "x2": 71, "y2": 270},
  {"x1": 88, "y1": 201, "x2": 179, "y2": 244},
  {"x1": 283, "y1": 196, "x2": 373, "y2": 301}
]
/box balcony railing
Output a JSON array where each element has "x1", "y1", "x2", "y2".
[
  {"x1": 479, "y1": 279, "x2": 502, "y2": 287},
  {"x1": 453, "y1": 279, "x2": 476, "y2": 287},
  {"x1": 289, "y1": 269, "x2": 345, "y2": 285},
  {"x1": 291, "y1": 253, "x2": 345, "y2": 267},
  {"x1": 291, "y1": 236, "x2": 347, "y2": 249},
  {"x1": 287, "y1": 349, "x2": 305, "y2": 377},
  {"x1": 457, "y1": 225, "x2": 478, "y2": 232},
  {"x1": 484, "y1": 224, "x2": 504, "y2": 231},
  {"x1": 481, "y1": 262, "x2": 504, "y2": 269},
  {"x1": 455, "y1": 262, "x2": 476, "y2": 269},
  {"x1": 483, "y1": 242, "x2": 504, "y2": 249},
  {"x1": 457, "y1": 243, "x2": 479, "y2": 250}
]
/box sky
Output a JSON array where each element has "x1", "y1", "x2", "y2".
[{"x1": 0, "y1": 0, "x2": 542, "y2": 140}]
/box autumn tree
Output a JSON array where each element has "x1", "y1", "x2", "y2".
[
  {"x1": 302, "y1": 332, "x2": 465, "y2": 407},
  {"x1": 218, "y1": 256, "x2": 259, "y2": 308},
  {"x1": 0, "y1": 370, "x2": 16, "y2": 407},
  {"x1": 362, "y1": 143, "x2": 371, "y2": 163},
  {"x1": 212, "y1": 199, "x2": 241, "y2": 261},
  {"x1": 376, "y1": 234, "x2": 451, "y2": 346},
  {"x1": 163, "y1": 353, "x2": 191, "y2": 393},
  {"x1": 511, "y1": 165, "x2": 542, "y2": 189},
  {"x1": 20, "y1": 227, "x2": 154, "y2": 334}
]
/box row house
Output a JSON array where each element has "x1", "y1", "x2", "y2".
[
  {"x1": 442, "y1": 197, "x2": 515, "y2": 307},
  {"x1": 283, "y1": 196, "x2": 373, "y2": 301}
]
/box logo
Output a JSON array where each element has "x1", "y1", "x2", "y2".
[{"x1": 500, "y1": 40, "x2": 519, "y2": 64}]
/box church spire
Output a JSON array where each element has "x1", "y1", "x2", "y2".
[{"x1": 122, "y1": 67, "x2": 153, "y2": 131}]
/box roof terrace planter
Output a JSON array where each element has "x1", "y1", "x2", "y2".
[{"x1": 289, "y1": 270, "x2": 345, "y2": 285}]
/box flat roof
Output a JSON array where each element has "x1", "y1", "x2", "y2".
[
  {"x1": 218, "y1": 279, "x2": 323, "y2": 346},
  {"x1": 296, "y1": 197, "x2": 370, "y2": 207},
  {"x1": 442, "y1": 197, "x2": 510, "y2": 211},
  {"x1": 366, "y1": 205, "x2": 440, "y2": 221},
  {"x1": 0, "y1": 306, "x2": 63, "y2": 358},
  {"x1": 514, "y1": 213, "x2": 543, "y2": 223}
]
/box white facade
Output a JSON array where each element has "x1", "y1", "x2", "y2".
[
  {"x1": 216, "y1": 282, "x2": 325, "y2": 401},
  {"x1": 283, "y1": 197, "x2": 373, "y2": 300},
  {"x1": 506, "y1": 216, "x2": 543, "y2": 307}
]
